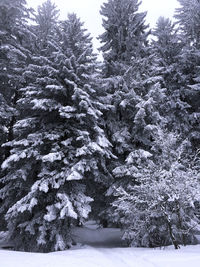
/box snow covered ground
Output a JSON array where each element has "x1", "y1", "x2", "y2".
[
  {"x1": 1, "y1": 245, "x2": 200, "y2": 267},
  {"x1": 1, "y1": 223, "x2": 200, "y2": 267}
]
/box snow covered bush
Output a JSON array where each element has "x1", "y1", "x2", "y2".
[{"x1": 111, "y1": 131, "x2": 200, "y2": 249}]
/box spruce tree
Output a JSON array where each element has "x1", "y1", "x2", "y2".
[
  {"x1": 99, "y1": 0, "x2": 167, "y2": 225},
  {"x1": 0, "y1": 0, "x2": 33, "y2": 155},
  {"x1": 99, "y1": 0, "x2": 150, "y2": 164},
  {"x1": 60, "y1": 13, "x2": 114, "y2": 222},
  {"x1": 99, "y1": 0, "x2": 148, "y2": 77},
  {"x1": 152, "y1": 17, "x2": 190, "y2": 135},
  {"x1": 34, "y1": 0, "x2": 59, "y2": 50},
  {"x1": 174, "y1": 0, "x2": 200, "y2": 148},
  {"x1": 175, "y1": 0, "x2": 200, "y2": 48},
  {"x1": 0, "y1": 0, "x2": 33, "y2": 230},
  {"x1": 0, "y1": 1, "x2": 112, "y2": 252}
]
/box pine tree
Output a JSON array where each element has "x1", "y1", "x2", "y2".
[
  {"x1": 0, "y1": 0, "x2": 33, "y2": 155},
  {"x1": 175, "y1": 0, "x2": 200, "y2": 48},
  {"x1": 0, "y1": 0, "x2": 33, "y2": 230},
  {"x1": 99, "y1": 0, "x2": 148, "y2": 77},
  {"x1": 60, "y1": 13, "x2": 114, "y2": 222},
  {"x1": 153, "y1": 17, "x2": 181, "y2": 65},
  {"x1": 151, "y1": 17, "x2": 190, "y2": 135},
  {"x1": 98, "y1": 0, "x2": 168, "y2": 225},
  {"x1": 0, "y1": 2, "x2": 113, "y2": 252},
  {"x1": 0, "y1": 95, "x2": 13, "y2": 169},
  {"x1": 34, "y1": 0, "x2": 59, "y2": 50},
  {"x1": 0, "y1": 94, "x2": 13, "y2": 230},
  {"x1": 99, "y1": 0, "x2": 155, "y2": 154},
  {"x1": 174, "y1": 0, "x2": 200, "y2": 148},
  {"x1": 99, "y1": 0, "x2": 150, "y2": 164}
]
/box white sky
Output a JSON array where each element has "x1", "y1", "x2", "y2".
[{"x1": 27, "y1": 0, "x2": 180, "y2": 51}]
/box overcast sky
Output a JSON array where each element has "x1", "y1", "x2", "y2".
[{"x1": 27, "y1": 0, "x2": 180, "y2": 51}]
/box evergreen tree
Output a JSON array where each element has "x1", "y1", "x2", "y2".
[
  {"x1": 60, "y1": 13, "x2": 114, "y2": 221},
  {"x1": 99, "y1": 0, "x2": 148, "y2": 77},
  {"x1": 0, "y1": 0, "x2": 32, "y2": 155},
  {"x1": 99, "y1": 0, "x2": 167, "y2": 224},
  {"x1": 174, "y1": 0, "x2": 200, "y2": 148},
  {"x1": 34, "y1": 0, "x2": 59, "y2": 50},
  {"x1": 0, "y1": 0, "x2": 33, "y2": 229},
  {"x1": 175, "y1": 0, "x2": 200, "y2": 48},
  {"x1": 0, "y1": 95, "x2": 13, "y2": 169},
  {"x1": 99, "y1": 0, "x2": 150, "y2": 165},
  {"x1": 153, "y1": 17, "x2": 181, "y2": 65},
  {"x1": 0, "y1": 1, "x2": 112, "y2": 252},
  {"x1": 151, "y1": 17, "x2": 190, "y2": 135}
]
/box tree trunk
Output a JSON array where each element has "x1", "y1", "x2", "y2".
[
  {"x1": 161, "y1": 204, "x2": 180, "y2": 249},
  {"x1": 175, "y1": 200, "x2": 186, "y2": 246},
  {"x1": 167, "y1": 218, "x2": 180, "y2": 249}
]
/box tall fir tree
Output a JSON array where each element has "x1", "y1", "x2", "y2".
[
  {"x1": 0, "y1": 0, "x2": 33, "y2": 229},
  {"x1": 60, "y1": 13, "x2": 114, "y2": 221},
  {"x1": 0, "y1": 0, "x2": 33, "y2": 157},
  {"x1": 99, "y1": 0, "x2": 150, "y2": 163},
  {"x1": 98, "y1": 0, "x2": 167, "y2": 224},
  {"x1": 175, "y1": 0, "x2": 200, "y2": 48},
  {"x1": 99, "y1": 0, "x2": 148, "y2": 77},
  {"x1": 174, "y1": 0, "x2": 200, "y2": 149},
  {"x1": 151, "y1": 17, "x2": 190, "y2": 135},
  {"x1": 0, "y1": 1, "x2": 113, "y2": 252},
  {"x1": 34, "y1": 0, "x2": 59, "y2": 50}
]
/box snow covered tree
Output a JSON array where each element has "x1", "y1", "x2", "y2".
[
  {"x1": 0, "y1": 95, "x2": 14, "y2": 167},
  {"x1": 0, "y1": 94, "x2": 14, "y2": 230},
  {"x1": 0, "y1": 0, "x2": 33, "y2": 230},
  {"x1": 98, "y1": 0, "x2": 168, "y2": 224},
  {"x1": 98, "y1": 0, "x2": 150, "y2": 163},
  {"x1": 99, "y1": 0, "x2": 154, "y2": 154},
  {"x1": 60, "y1": 13, "x2": 114, "y2": 221},
  {"x1": 151, "y1": 17, "x2": 191, "y2": 135},
  {"x1": 34, "y1": 0, "x2": 59, "y2": 50},
  {"x1": 109, "y1": 8, "x2": 200, "y2": 249},
  {"x1": 99, "y1": 0, "x2": 148, "y2": 77},
  {"x1": 174, "y1": 0, "x2": 200, "y2": 148},
  {"x1": 0, "y1": 0, "x2": 32, "y2": 153},
  {"x1": 175, "y1": 0, "x2": 200, "y2": 48},
  {"x1": 152, "y1": 17, "x2": 181, "y2": 66},
  {"x1": 0, "y1": 4, "x2": 113, "y2": 252},
  {"x1": 60, "y1": 13, "x2": 93, "y2": 58},
  {"x1": 111, "y1": 131, "x2": 200, "y2": 249}
]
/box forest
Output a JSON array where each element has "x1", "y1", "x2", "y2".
[{"x1": 0, "y1": 0, "x2": 200, "y2": 253}]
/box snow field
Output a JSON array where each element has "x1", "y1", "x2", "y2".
[
  {"x1": 1, "y1": 226, "x2": 200, "y2": 267},
  {"x1": 1, "y1": 245, "x2": 200, "y2": 267}
]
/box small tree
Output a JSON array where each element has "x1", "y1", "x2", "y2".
[{"x1": 111, "y1": 131, "x2": 200, "y2": 249}]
